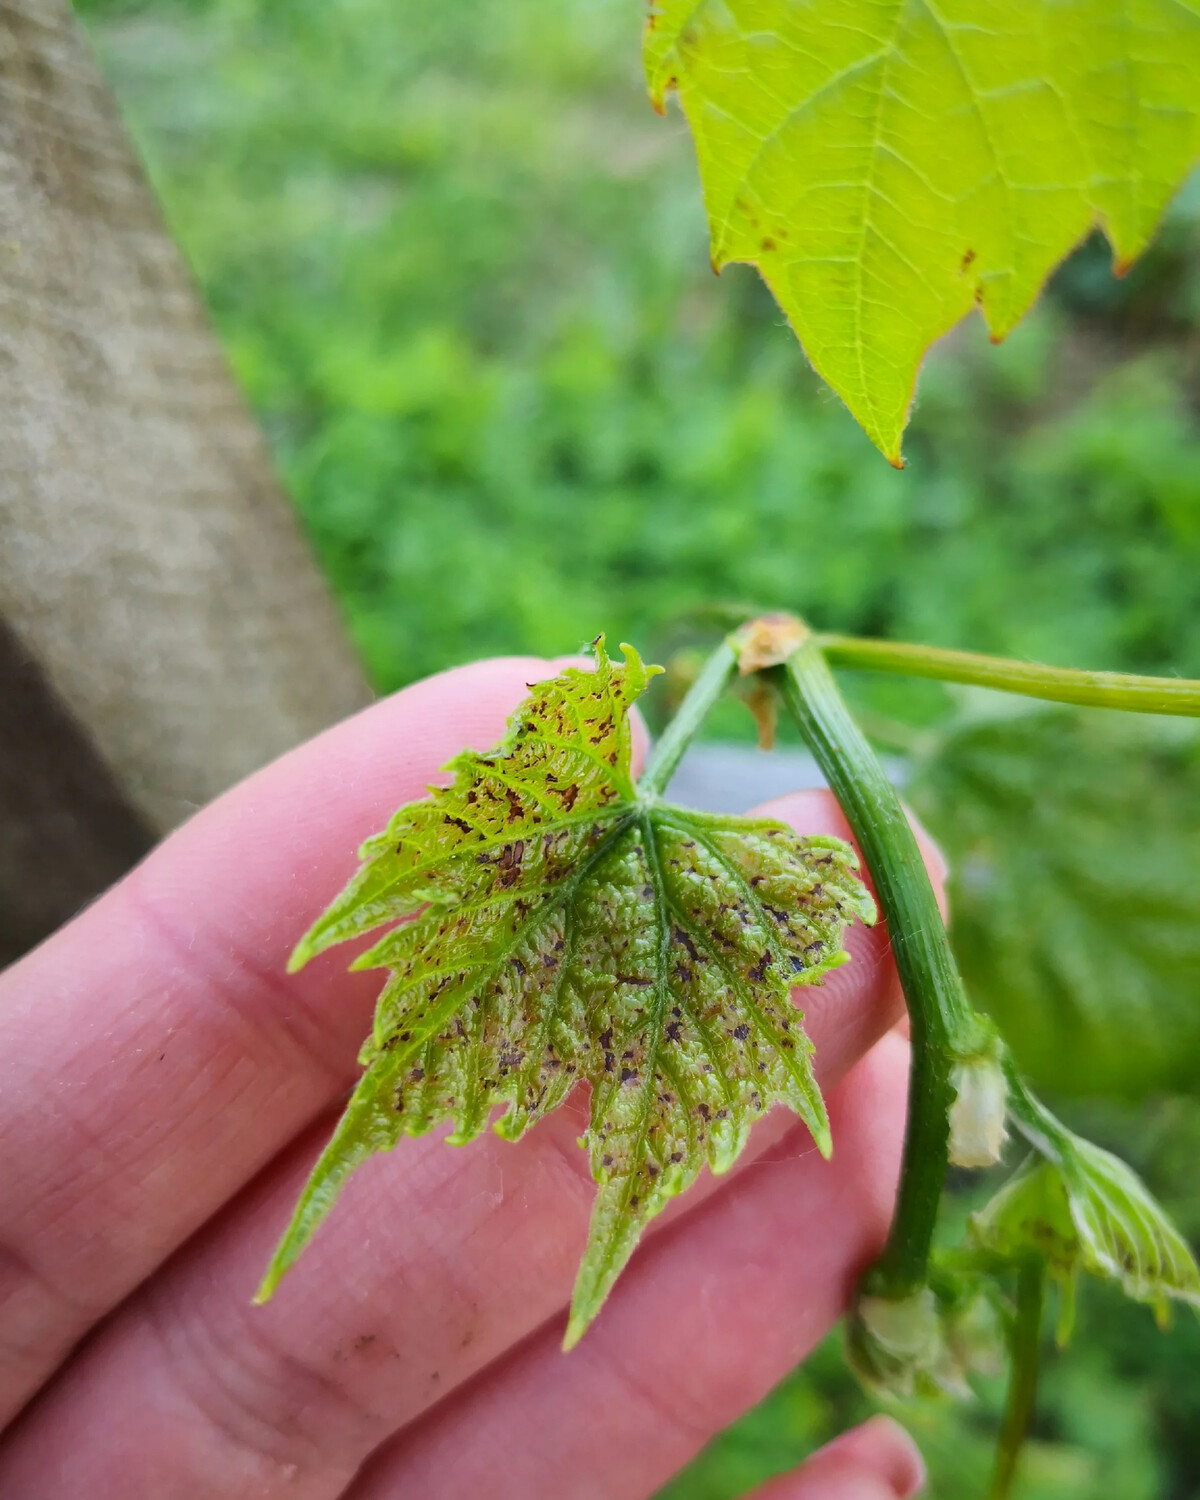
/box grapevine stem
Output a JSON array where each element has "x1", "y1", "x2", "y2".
[
  {"x1": 816, "y1": 634, "x2": 1200, "y2": 717},
  {"x1": 990, "y1": 1257, "x2": 1046, "y2": 1500},
  {"x1": 638, "y1": 638, "x2": 738, "y2": 801},
  {"x1": 778, "y1": 635, "x2": 985, "y2": 1297}
]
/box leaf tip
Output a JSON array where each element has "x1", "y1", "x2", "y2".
[
  {"x1": 561, "y1": 1315, "x2": 588, "y2": 1353},
  {"x1": 251, "y1": 1265, "x2": 282, "y2": 1306},
  {"x1": 286, "y1": 942, "x2": 313, "y2": 975},
  {"x1": 617, "y1": 640, "x2": 664, "y2": 697}
]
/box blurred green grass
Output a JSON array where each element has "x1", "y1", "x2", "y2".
[
  {"x1": 77, "y1": 0, "x2": 1200, "y2": 702},
  {"x1": 72, "y1": 1, "x2": 1200, "y2": 1494}
]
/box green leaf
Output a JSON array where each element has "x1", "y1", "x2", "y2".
[
  {"x1": 971, "y1": 1135, "x2": 1200, "y2": 1323},
  {"x1": 646, "y1": 0, "x2": 1200, "y2": 463},
  {"x1": 260, "y1": 639, "x2": 875, "y2": 1345},
  {"x1": 909, "y1": 711, "x2": 1200, "y2": 1099}
]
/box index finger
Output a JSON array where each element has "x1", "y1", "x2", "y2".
[{"x1": 0, "y1": 655, "x2": 585, "y2": 1425}]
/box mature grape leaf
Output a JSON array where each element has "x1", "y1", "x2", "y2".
[
  {"x1": 259, "y1": 639, "x2": 875, "y2": 1345},
  {"x1": 972, "y1": 1133, "x2": 1200, "y2": 1322},
  {"x1": 908, "y1": 710, "x2": 1200, "y2": 1099},
  {"x1": 645, "y1": 0, "x2": 1200, "y2": 463}
]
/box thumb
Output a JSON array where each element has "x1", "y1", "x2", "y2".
[{"x1": 744, "y1": 1416, "x2": 926, "y2": 1500}]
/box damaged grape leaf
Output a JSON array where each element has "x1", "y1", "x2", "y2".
[
  {"x1": 646, "y1": 0, "x2": 1200, "y2": 464},
  {"x1": 258, "y1": 639, "x2": 875, "y2": 1345},
  {"x1": 971, "y1": 1132, "x2": 1200, "y2": 1324}
]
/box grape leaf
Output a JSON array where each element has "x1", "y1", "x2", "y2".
[
  {"x1": 908, "y1": 710, "x2": 1200, "y2": 1100},
  {"x1": 645, "y1": 0, "x2": 1200, "y2": 464},
  {"x1": 971, "y1": 1133, "x2": 1200, "y2": 1322},
  {"x1": 258, "y1": 639, "x2": 875, "y2": 1345}
]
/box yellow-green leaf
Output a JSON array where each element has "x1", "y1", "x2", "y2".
[
  {"x1": 258, "y1": 639, "x2": 876, "y2": 1345},
  {"x1": 971, "y1": 1135, "x2": 1200, "y2": 1321},
  {"x1": 646, "y1": 0, "x2": 1200, "y2": 463}
]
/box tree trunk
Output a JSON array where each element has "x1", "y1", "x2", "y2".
[{"x1": 0, "y1": 0, "x2": 372, "y2": 958}]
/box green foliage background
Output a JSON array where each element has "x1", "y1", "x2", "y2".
[{"x1": 73, "y1": 0, "x2": 1200, "y2": 1494}]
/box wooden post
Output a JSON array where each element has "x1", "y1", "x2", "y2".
[{"x1": 0, "y1": 0, "x2": 373, "y2": 959}]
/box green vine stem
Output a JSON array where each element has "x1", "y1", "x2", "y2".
[
  {"x1": 776, "y1": 633, "x2": 988, "y2": 1297},
  {"x1": 816, "y1": 634, "x2": 1200, "y2": 717},
  {"x1": 638, "y1": 637, "x2": 738, "y2": 800},
  {"x1": 990, "y1": 1257, "x2": 1047, "y2": 1500}
]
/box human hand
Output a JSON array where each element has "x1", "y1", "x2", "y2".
[{"x1": 0, "y1": 656, "x2": 936, "y2": 1499}]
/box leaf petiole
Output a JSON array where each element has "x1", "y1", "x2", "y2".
[
  {"x1": 1000, "y1": 1054, "x2": 1074, "y2": 1163},
  {"x1": 774, "y1": 632, "x2": 988, "y2": 1298},
  {"x1": 637, "y1": 637, "x2": 738, "y2": 800},
  {"x1": 816, "y1": 634, "x2": 1200, "y2": 718}
]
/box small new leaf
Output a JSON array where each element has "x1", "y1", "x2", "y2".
[
  {"x1": 259, "y1": 639, "x2": 876, "y2": 1345},
  {"x1": 972, "y1": 1135, "x2": 1200, "y2": 1325}
]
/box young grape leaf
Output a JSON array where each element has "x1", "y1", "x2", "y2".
[
  {"x1": 971, "y1": 1134, "x2": 1200, "y2": 1323},
  {"x1": 258, "y1": 639, "x2": 876, "y2": 1346},
  {"x1": 645, "y1": 0, "x2": 1200, "y2": 464}
]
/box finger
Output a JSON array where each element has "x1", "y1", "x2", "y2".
[
  {"x1": 0, "y1": 1038, "x2": 906, "y2": 1500},
  {"x1": 0, "y1": 807, "x2": 932, "y2": 1498},
  {"x1": 746, "y1": 1416, "x2": 925, "y2": 1500},
  {"x1": 0, "y1": 654, "x2": 597, "y2": 1423},
  {"x1": 343, "y1": 1037, "x2": 912, "y2": 1500}
]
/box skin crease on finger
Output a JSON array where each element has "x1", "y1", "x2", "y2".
[{"x1": 0, "y1": 659, "x2": 943, "y2": 1497}]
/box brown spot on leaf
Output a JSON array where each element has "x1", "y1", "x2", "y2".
[
  {"x1": 673, "y1": 925, "x2": 700, "y2": 960},
  {"x1": 497, "y1": 839, "x2": 525, "y2": 887}
]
